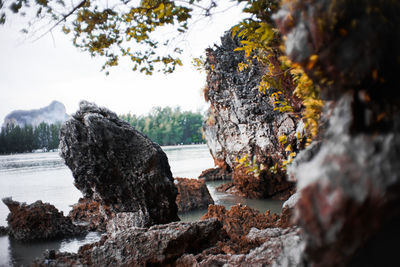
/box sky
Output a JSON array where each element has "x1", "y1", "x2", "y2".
[{"x1": 0, "y1": 1, "x2": 246, "y2": 123}]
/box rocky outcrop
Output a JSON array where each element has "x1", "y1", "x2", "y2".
[
  {"x1": 3, "y1": 100, "x2": 69, "y2": 127},
  {"x1": 59, "y1": 101, "x2": 179, "y2": 227},
  {"x1": 33, "y1": 219, "x2": 225, "y2": 266},
  {"x1": 203, "y1": 33, "x2": 299, "y2": 200},
  {"x1": 201, "y1": 204, "x2": 291, "y2": 254},
  {"x1": 273, "y1": 1, "x2": 400, "y2": 266},
  {"x1": 68, "y1": 198, "x2": 113, "y2": 232},
  {"x1": 183, "y1": 227, "x2": 304, "y2": 267},
  {"x1": 174, "y1": 178, "x2": 214, "y2": 213},
  {"x1": 2, "y1": 197, "x2": 85, "y2": 241},
  {"x1": 198, "y1": 167, "x2": 232, "y2": 181}
]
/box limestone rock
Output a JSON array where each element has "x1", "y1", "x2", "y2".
[
  {"x1": 175, "y1": 178, "x2": 214, "y2": 213},
  {"x1": 198, "y1": 167, "x2": 232, "y2": 181},
  {"x1": 2, "y1": 197, "x2": 85, "y2": 241},
  {"x1": 59, "y1": 101, "x2": 179, "y2": 227},
  {"x1": 68, "y1": 198, "x2": 113, "y2": 232},
  {"x1": 34, "y1": 219, "x2": 225, "y2": 266},
  {"x1": 203, "y1": 33, "x2": 298, "y2": 199}
]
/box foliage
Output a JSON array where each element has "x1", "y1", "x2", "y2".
[
  {"x1": 0, "y1": 122, "x2": 61, "y2": 154},
  {"x1": 120, "y1": 106, "x2": 204, "y2": 146},
  {"x1": 235, "y1": 153, "x2": 265, "y2": 177},
  {"x1": 1, "y1": 0, "x2": 219, "y2": 74}
]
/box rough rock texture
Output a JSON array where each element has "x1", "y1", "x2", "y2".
[
  {"x1": 59, "y1": 101, "x2": 179, "y2": 227},
  {"x1": 274, "y1": 1, "x2": 400, "y2": 266},
  {"x1": 203, "y1": 33, "x2": 299, "y2": 199},
  {"x1": 68, "y1": 198, "x2": 113, "y2": 232},
  {"x1": 2, "y1": 197, "x2": 85, "y2": 241},
  {"x1": 174, "y1": 178, "x2": 214, "y2": 213},
  {"x1": 175, "y1": 227, "x2": 304, "y2": 267},
  {"x1": 201, "y1": 204, "x2": 290, "y2": 254},
  {"x1": 33, "y1": 219, "x2": 225, "y2": 266},
  {"x1": 198, "y1": 167, "x2": 232, "y2": 181}
]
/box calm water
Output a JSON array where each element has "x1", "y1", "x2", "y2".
[{"x1": 0, "y1": 144, "x2": 283, "y2": 266}]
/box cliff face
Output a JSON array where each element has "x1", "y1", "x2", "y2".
[
  {"x1": 3, "y1": 100, "x2": 69, "y2": 127},
  {"x1": 203, "y1": 34, "x2": 301, "y2": 199}
]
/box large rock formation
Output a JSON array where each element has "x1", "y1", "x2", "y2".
[
  {"x1": 59, "y1": 101, "x2": 179, "y2": 227},
  {"x1": 272, "y1": 0, "x2": 400, "y2": 266},
  {"x1": 3, "y1": 100, "x2": 69, "y2": 127},
  {"x1": 174, "y1": 178, "x2": 214, "y2": 213},
  {"x1": 203, "y1": 33, "x2": 300, "y2": 199},
  {"x1": 2, "y1": 197, "x2": 85, "y2": 241}
]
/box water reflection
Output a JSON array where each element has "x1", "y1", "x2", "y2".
[{"x1": 4, "y1": 232, "x2": 101, "y2": 266}]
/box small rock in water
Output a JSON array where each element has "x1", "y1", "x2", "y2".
[
  {"x1": 2, "y1": 197, "x2": 85, "y2": 241},
  {"x1": 175, "y1": 177, "x2": 214, "y2": 213}
]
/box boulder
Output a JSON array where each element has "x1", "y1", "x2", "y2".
[
  {"x1": 175, "y1": 227, "x2": 304, "y2": 267},
  {"x1": 68, "y1": 198, "x2": 113, "y2": 232},
  {"x1": 203, "y1": 33, "x2": 298, "y2": 199},
  {"x1": 198, "y1": 167, "x2": 232, "y2": 181},
  {"x1": 201, "y1": 204, "x2": 289, "y2": 254},
  {"x1": 33, "y1": 219, "x2": 225, "y2": 266},
  {"x1": 59, "y1": 101, "x2": 179, "y2": 227},
  {"x1": 175, "y1": 178, "x2": 214, "y2": 213},
  {"x1": 2, "y1": 197, "x2": 85, "y2": 241}
]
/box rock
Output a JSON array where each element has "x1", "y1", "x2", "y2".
[
  {"x1": 175, "y1": 178, "x2": 214, "y2": 213},
  {"x1": 178, "y1": 227, "x2": 304, "y2": 267},
  {"x1": 272, "y1": 1, "x2": 400, "y2": 266},
  {"x1": 201, "y1": 204, "x2": 288, "y2": 254},
  {"x1": 33, "y1": 219, "x2": 225, "y2": 266},
  {"x1": 59, "y1": 101, "x2": 179, "y2": 227},
  {"x1": 198, "y1": 167, "x2": 232, "y2": 181},
  {"x1": 2, "y1": 197, "x2": 85, "y2": 241},
  {"x1": 68, "y1": 198, "x2": 113, "y2": 232},
  {"x1": 0, "y1": 226, "x2": 8, "y2": 236},
  {"x1": 203, "y1": 32, "x2": 297, "y2": 199}
]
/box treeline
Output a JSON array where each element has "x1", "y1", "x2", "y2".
[
  {"x1": 0, "y1": 122, "x2": 61, "y2": 154},
  {"x1": 120, "y1": 106, "x2": 204, "y2": 146}
]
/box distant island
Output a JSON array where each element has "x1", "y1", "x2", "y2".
[
  {"x1": 2, "y1": 100, "x2": 69, "y2": 128},
  {"x1": 0, "y1": 103, "x2": 205, "y2": 154}
]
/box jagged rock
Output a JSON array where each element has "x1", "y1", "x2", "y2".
[
  {"x1": 198, "y1": 167, "x2": 232, "y2": 181},
  {"x1": 2, "y1": 197, "x2": 85, "y2": 241},
  {"x1": 274, "y1": 1, "x2": 400, "y2": 266},
  {"x1": 203, "y1": 33, "x2": 298, "y2": 199},
  {"x1": 59, "y1": 101, "x2": 179, "y2": 227},
  {"x1": 201, "y1": 204, "x2": 289, "y2": 254},
  {"x1": 176, "y1": 227, "x2": 304, "y2": 267},
  {"x1": 0, "y1": 226, "x2": 8, "y2": 236},
  {"x1": 175, "y1": 178, "x2": 214, "y2": 213},
  {"x1": 68, "y1": 198, "x2": 113, "y2": 232},
  {"x1": 33, "y1": 219, "x2": 225, "y2": 266}
]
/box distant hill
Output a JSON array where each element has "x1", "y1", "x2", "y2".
[{"x1": 3, "y1": 101, "x2": 69, "y2": 127}]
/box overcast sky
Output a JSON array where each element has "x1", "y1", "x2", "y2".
[{"x1": 0, "y1": 1, "x2": 246, "y2": 123}]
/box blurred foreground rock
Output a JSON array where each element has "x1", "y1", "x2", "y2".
[
  {"x1": 2, "y1": 197, "x2": 85, "y2": 241},
  {"x1": 59, "y1": 101, "x2": 179, "y2": 227},
  {"x1": 175, "y1": 178, "x2": 214, "y2": 213}
]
